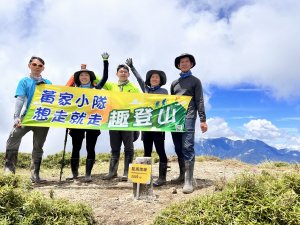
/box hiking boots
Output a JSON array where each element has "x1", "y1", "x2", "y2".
[
  {"x1": 182, "y1": 160, "x2": 195, "y2": 194},
  {"x1": 4, "y1": 150, "x2": 18, "y2": 174},
  {"x1": 66, "y1": 158, "x2": 80, "y2": 180},
  {"x1": 84, "y1": 159, "x2": 95, "y2": 182},
  {"x1": 30, "y1": 158, "x2": 47, "y2": 183},
  {"x1": 171, "y1": 158, "x2": 185, "y2": 184},
  {"x1": 153, "y1": 162, "x2": 168, "y2": 187},
  {"x1": 102, "y1": 157, "x2": 119, "y2": 180},
  {"x1": 121, "y1": 151, "x2": 133, "y2": 182}
]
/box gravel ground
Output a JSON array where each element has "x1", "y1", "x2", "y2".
[{"x1": 34, "y1": 160, "x2": 254, "y2": 225}]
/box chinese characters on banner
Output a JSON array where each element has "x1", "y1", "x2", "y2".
[{"x1": 22, "y1": 85, "x2": 192, "y2": 132}]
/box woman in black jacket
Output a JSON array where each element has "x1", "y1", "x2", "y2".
[
  {"x1": 67, "y1": 52, "x2": 109, "y2": 182},
  {"x1": 126, "y1": 58, "x2": 168, "y2": 186}
]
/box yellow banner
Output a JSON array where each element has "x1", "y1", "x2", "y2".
[{"x1": 22, "y1": 85, "x2": 192, "y2": 132}]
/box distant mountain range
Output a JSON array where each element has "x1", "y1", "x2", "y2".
[{"x1": 195, "y1": 137, "x2": 300, "y2": 164}]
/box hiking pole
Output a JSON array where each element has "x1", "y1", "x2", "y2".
[{"x1": 59, "y1": 128, "x2": 68, "y2": 183}]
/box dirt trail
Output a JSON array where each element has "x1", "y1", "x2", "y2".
[{"x1": 35, "y1": 160, "x2": 254, "y2": 225}]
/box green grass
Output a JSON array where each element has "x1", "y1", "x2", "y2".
[
  {"x1": 0, "y1": 149, "x2": 159, "y2": 170},
  {"x1": 2, "y1": 152, "x2": 300, "y2": 224},
  {"x1": 0, "y1": 175, "x2": 97, "y2": 225},
  {"x1": 0, "y1": 150, "x2": 160, "y2": 224},
  {"x1": 195, "y1": 155, "x2": 222, "y2": 162},
  {"x1": 258, "y1": 160, "x2": 294, "y2": 168},
  {"x1": 153, "y1": 171, "x2": 300, "y2": 225}
]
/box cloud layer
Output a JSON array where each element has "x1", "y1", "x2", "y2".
[{"x1": 1, "y1": 0, "x2": 300, "y2": 154}]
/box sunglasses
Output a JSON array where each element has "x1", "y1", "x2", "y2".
[{"x1": 31, "y1": 63, "x2": 44, "y2": 68}]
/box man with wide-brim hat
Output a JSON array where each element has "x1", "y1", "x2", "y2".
[
  {"x1": 174, "y1": 53, "x2": 196, "y2": 69},
  {"x1": 170, "y1": 53, "x2": 208, "y2": 194}
]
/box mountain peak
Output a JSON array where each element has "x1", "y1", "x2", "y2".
[{"x1": 196, "y1": 138, "x2": 300, "y2": 164}]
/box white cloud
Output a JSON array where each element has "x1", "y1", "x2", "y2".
[
  {"x1": 244, "y1": 119, "x2": 281, "y2": 139},
  {"x1": 200, "y1": 117, "x2": 238, "y2": 139},
  {"x1": 1, "y1": 0, "x2": 300, "y2": 155},
  {"x1": 286, "y1": 136, "x2": 300, "y2": 150},
  {"x1": 2, "y1": 0, "x2": 299, "y2": 98},
  {"x1": 278, "y1": 117, "x2": 300, "y2": 122},
  {"x1": 275, "y1": 136, "x2": 300, "y2": 151},
  {"x1": 190, "y1": 0, "x2": 300, "y2": 100}
]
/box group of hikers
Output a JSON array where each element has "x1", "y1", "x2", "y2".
[{"x1": 3, "y1": 52, "x2": 208, "y2": 194}]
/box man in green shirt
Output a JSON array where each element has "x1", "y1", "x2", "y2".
[{"x1": 102, "y1": 64, "x2": 140, "y2": 181}]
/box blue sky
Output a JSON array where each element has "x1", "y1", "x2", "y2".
[
  {"x1": 0, "y1": 0, "x2": 300, "y2": 155},
  {"x1": 204, "y1": 84, "x2": 300, "y2": 149}
]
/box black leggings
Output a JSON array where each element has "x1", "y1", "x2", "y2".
[
  {"x1": 70, "y1": 129, "x2": 100, "y2": 160},
  {"x1": 143, "y1": 132, "x2": 167, "y2": 163}
]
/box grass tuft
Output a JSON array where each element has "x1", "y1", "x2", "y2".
[
  {"x1": 153, "y1": 172, "x2": 300, "y2": 225},
  {"x1": 0, "y1": 174, "x2": 97, "y2": 225}
]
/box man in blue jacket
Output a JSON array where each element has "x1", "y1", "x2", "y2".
[{"x1": 4, "y1": 56, "x2": 52, "y2": 183}]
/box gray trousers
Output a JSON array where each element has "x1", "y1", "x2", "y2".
[
  {"x1": 109, "y1": 130, "x2": 134, "y2": 159},
  {"x1": 6, "y1": 126, "x2": 49, "y2": 159}
]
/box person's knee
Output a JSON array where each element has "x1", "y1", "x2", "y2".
[
  {"x1": 32, "y1": 151, "x2": 43, "y2": 160},
  {"x1": 111, "y1": 149, "x2": 120, "y2": 158}
]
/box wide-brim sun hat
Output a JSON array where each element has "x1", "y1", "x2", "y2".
[
  {"x1": 74, "y1": 69, "x2": 96, "y2": 86},
  {"x1": 145, "y1": 70, "x2": 167, "y2": 86},
  {"x1": 174, "y1": 53, "x2": 196, "y2": 69}
]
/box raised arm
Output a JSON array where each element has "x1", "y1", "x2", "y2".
[
  {"x1": 125, "y1": 58, "x2": 146, "y2": 93},
  {"x1": 95, "y1": 52, "x2": 109, "y2": 90}
]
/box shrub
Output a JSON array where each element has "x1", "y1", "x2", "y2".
[
  {"x1": 0, "y1": 175, "x2": 31, "y2": 189},
  {"x1": 153, "y1": 172, "x2": 300, "y2": 225},
  {"x1": 0, "y1": 174, "x2": 97, "y2": 225},
  {"x1": 42, "y1": 151, "x2": 72, "y2": 169},
  {"x1": 95, "y1": 152, "x2": 112, "y2": 162},
  {"x1": 195, "y1": 155, "x2": 222, "y2": 162},
  {"x1": 134, "y1": 149, "x2": 160, "y2": 163},
  {"x1": 0, "y1": 152, "x2": 31, "y2": 169},
  {"x1": 259, "y1": 160, "x2": 292, "y2": 168}
]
